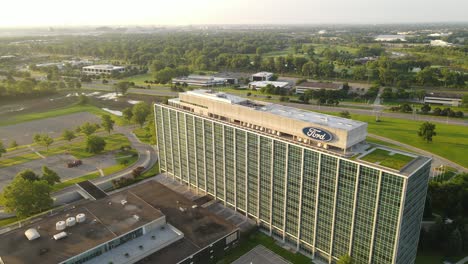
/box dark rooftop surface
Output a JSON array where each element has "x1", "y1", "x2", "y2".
[
  {"x1": 296, "y1": 81, "x2": 343, "y2": 90},
  {"x1": 132, "y1": 181, "x2": 237, "y2": 264},
  {"x1": 77, "y1": 180, "x2": 107, "y2": 199},
  {"x1": 0, "y1": 190, "x2": 164, "y2": 264},
  {"x1": 0, "y1": 181, "x2": 237, "y2": 264}
]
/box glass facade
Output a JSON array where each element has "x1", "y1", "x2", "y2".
[{"x1": 155, "y1": 104, "x2": 430, "y2": 264}]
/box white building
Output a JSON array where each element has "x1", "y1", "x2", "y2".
[
  {"x1": 248, "y1": 81, "x2": 290, "y2": 90},
  {"x1": 82, "y1": 65, "x2": 125, "y2": 75},
  {"x1": 424, "y1": 94, "x2": 462, "y2": 107},
  {"x1": 430, "y1": 40, "x2": 452, "y2": 47},
  {"x1": 251, "y1": 72, "x2": 274, "y2": 81},
  {"x1": 172, "y1": 75, "x2": 237, "y2": 87}
]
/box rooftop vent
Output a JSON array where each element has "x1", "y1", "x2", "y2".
[
  {"x1": 53, "y1": 232, "x2": 67, "y2": 240},
  {"x1": 121, "y1": 200, "x2": 128, "y2": 206},
  {"x1": 133, "y1": 215, "x2": 140, "y2": 221},
  {"x1": 25, "y1": 228, "x2": 40, "y2": 241}
]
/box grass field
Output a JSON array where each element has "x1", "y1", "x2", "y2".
[
  {"x1": 366, "y1": 137, "x2": 413, "y2": 152},
  {"x1": 0, "y1": 133, "x2": 130, "y2": 168},
  {"x1": 360, "y1": 148, "x2": 415, "y2": 170},
  {"x1": 39, "y1": 133, "x2": 130, "y2": 159},
  {"x1": 0, "y1": 104, "x2": 126, "y2": 127},
  {"x1": 321, "y1": 111, "x2": 468, "y2": 168},
  {"x1": 133, "y1": 127, "x2": 156, "y2": 145},
  {"x1": 51, "y1": 171, "x2": 101, "y2": 192},
  {"x1": 0, "y1": 217, "x2": 19, "y2": 227},
  {"x1": 102, "y1": 150, "x2": 138, "y2": 176},
  {"x1": 219, "y1": 231, "x2": 310, "y2": 264}
]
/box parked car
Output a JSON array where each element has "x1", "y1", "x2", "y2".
[{"x1": 67, "y1": 160, "x2": 82, "y2": 168}]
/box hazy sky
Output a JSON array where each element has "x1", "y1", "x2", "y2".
[{"x1": 2, "y1": 0, "x2": 467, "y2": 27}]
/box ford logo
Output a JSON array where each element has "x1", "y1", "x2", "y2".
[{"x1": 302, "y1": 127, "x2": 333, "y2": 142}]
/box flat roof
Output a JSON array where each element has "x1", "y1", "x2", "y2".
[
  {"x1": 0, "y1": 190, "x2": 164, "y2": 264},
  {"x1": 249, "y1": 81, "x2": 290, "y2": 87},
  {"x1": 82, "y1": 64, "x2": 125, "y2": 70},
  {"x1": 183, "y1": 90, "x2": 366, "y2": 131},
  {"x1": 126, "y1": 181, "x2": 238, "y2": 263},
  {"x1": 296, "y1": 81, "x2": 342, "y2": 90},
  {"x1": 252, "y1": 71, "x2": 273, "y2": 77}
]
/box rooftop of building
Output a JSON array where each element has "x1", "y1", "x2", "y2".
[
  {"x1": 182, "y1": 89, "x2": 366, "y2": 131},
  {"x1": 252, "y1": 71, "x2": 273, "y2": 77},
  {"x1": 125, "y1": 181, "x2": 238, "y2": 263},
  {"x1": 296, "y1": 81, "x2": 343, "y2": 90},
  {"x1": 0, "y1": 190, "x2": 163, "y2": 264},
  {"x1": 82, "y1": 64, "x2": 125, "y2": 70},
  {"x1": 425, "y1": 92, "x2": 463, "y2": 99},
  {"x1": 0, "y1": 181, "x2": 237, "y2": 264},
  {"x1": 249, "y1": 81, "x2": 290, "y2": 87}
]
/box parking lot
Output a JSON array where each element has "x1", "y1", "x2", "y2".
[
  {"x1": 0, "y1": 112, "x2": 100, "y2": 146},
  {"x1": 0, "y1": 152, "x2": 116, "y2": 190}
]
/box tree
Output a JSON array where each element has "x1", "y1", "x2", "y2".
[
  {"x1": 418, "y1": 122, "x2": 437, "y2": 143},
  {"x1": 16, "y1": 169, "x2": 40, "y2": 181},
  {"x1": 9, "y1": 140, "x2": 18, "y2": 149},
  {"x1": 0, "y1": 142, "x2": 5, "y2": 157},
  {"x1": 33, "y1": 134, "x2": 54, "y2": 151},
  {"x1": 80, "y1": 122, "x2": 98, "y2": 137},
  {"x1": 62, "y1": 129, "x2": 76, "y2": 142},
  {"x1": 122, "y1": 107, "x2": 133, "y2": 121},
  {"x1": 78, "y1": 94, "x2": 89, "y2": 105},
  {"x1": 86, "y1": 136, "x2": 106, "y2": 153},
  {"x1": 0, "y1": 177, "x2": 53, "y2": 218},
  {"x1": 420, "y1": 104, "x2": 431, "y2": 114},
  {"x1": 41, "y1": 166, "x2": 60, "y2": 185},
  {"x1": 132, "y1": 102, "x2": 151, "y2": 127},
  {"x1": 115, "y1": 81, "x2": 131, "y2": 95},
  {"x1": 339, "y1": 111, "x2": 351, "y2": 119},
  {"x1": 337, "y1": 255, "x2": 353, "y2": 264},
  {"x1": 101, "y1": 114, "x2": 115, "y2": 134},
  {"x1": 462, "y1": 94, "x2": 468, "y2": 107}
]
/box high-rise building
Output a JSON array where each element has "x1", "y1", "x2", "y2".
[{"x1": 154, "y1": 90, "x2": 431, "y2": 264}]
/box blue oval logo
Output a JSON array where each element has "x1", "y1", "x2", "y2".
[{"x1": 302, "y1": 127, "x2": 333, "y2": 142}]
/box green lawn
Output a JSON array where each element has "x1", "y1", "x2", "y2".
[
  {"x1": 102, "y1": 150, "x2": 138, "y2": 176},
  {"x1": 0, "y1": 152, "x2": 42, "y2": 168},
  {"x1": 0, "y1": 216, "x2": 20, "y2": 227},
  {"x1": 320, "y1": 111, "x2": 468, "y2": 168},
  {"x1": 219, "y1": 231, "x2": 310, "y2": 264},
  {"x1": 51, "y1": 171, "x2": 101, "y2": 192},
  {"x1": 360, "y1": 148, "x2": 415, "y2": 170},
  {"x1": 0, "y1": 133, "x2": 130, "y2": 168},
  {"x1": 0, "y1": 104, "x2": 126, "y2": 127},
  {"x1": 133, "y1": 127, "x2": 155, "y2": 145}
]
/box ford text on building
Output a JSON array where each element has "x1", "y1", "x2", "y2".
[{"x1": 154, "y1": 90, "x2": 431, "y2": 264}]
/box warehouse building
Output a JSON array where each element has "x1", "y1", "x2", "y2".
[{"x1": 154, "y1": 89, "x2": 431, "y2": 264}]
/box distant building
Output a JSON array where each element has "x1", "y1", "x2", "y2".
[
  {"x1": 35, "y1": 62, "x2": 65, "y2": 69},
  {"x1": 424, "y1": 93, "x2": 462, "y2": 107},
  {"x1": 248, "y1": 81, "x2": 290, "y2": 90},
  {"x1": 82, "y1": 64, "x2": 125, "y2": 75},
  {"x1": 172, "y1": 75, "x2": 237, "y2": 87},
  {"x1": 295, "y1": 82, "x2": 343, "y2": 94},
  {"x1": 375, "y1": 35, "x2": 406, "y2": 42},
  {"x1": 251, "y1": 71, "x2": 274, "y2": 81},
  {"x1": 430, "y1": 40, "x2": 452, "y2": 47}
]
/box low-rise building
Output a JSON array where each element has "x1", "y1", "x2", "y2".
[
  {"x1": 82, "y1": 64, "x2": 125, "y2": 75},
  {"x1": 424, "y1": 93, "x2": 462, "y2": 107},
  {"x1": 295, "y1": 81, "x2": 343, "y2": 94},
  {"x1": 0, "y1": 181, "x2": 239, "y2": 264},
  {"x1": 251, "y1": 71, "x2": 274, "y2": 81},
  {"x1": 172, "y1": 75, "x2": 237, "y2": 87},
  {"x1": 248, "y1": 81, "x2": 290, "y2": 90}
]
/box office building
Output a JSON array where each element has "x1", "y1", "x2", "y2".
[
  {"x1": 248, "y1": 81, "x2": 291, "y2": 90},
  {"x1": 154, "y1": 90, "x2": 431, "y2": 264},
  {"x1": 251, "y1": 72, "x2": 274, "y2": 81},
  {"x1": 424, "y1": 93, "x2": 462, "y2": 107},
  {"x1": 172, "y1": 75, "x2": 238, "y2": 87},
  {"x1": 82, "y1": 64, "x2": 125, "y2": 75},
  {"x1": 295, "y1": 82, "x2": 344, "y2": 94}
]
